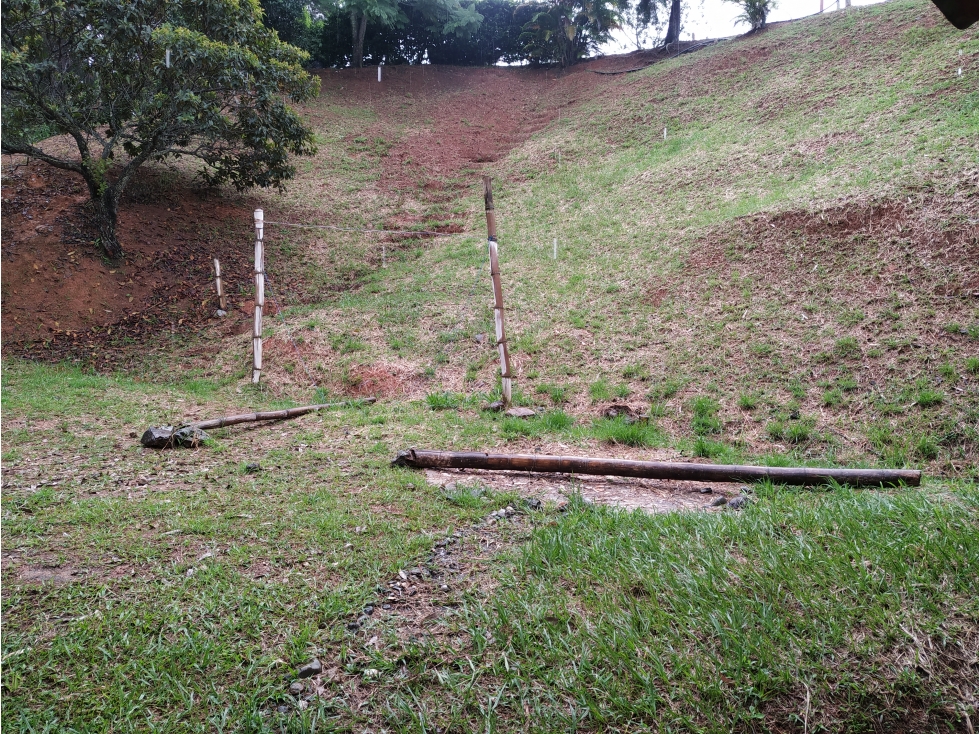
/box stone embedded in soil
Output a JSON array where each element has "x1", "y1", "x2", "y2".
[
  {"x1": 485, "y1": 400, "x2": 505, "y2": 412},
  {"x1": 296, "y1": 659, "x2": 322, "y2": 678},
  {"x1": 474, "y1": 333, "x2": 486, "y2": 344},
  {"x1": 289, "y1": 681, "x2": 304, "y2": 695},
  {"x1": 277, "y1": 704, "x2": 291, "y2": 714},
  {"x1": 710, "y1": 496, "x2": 728, "y2": 507},
  {"x1": 699, "y1": 487, "x2": 713, "y2": 494},
  {"x1": 346, "y1": 621, "x2": 361, "y2": 631},
  {"x1": 215, "y1": 309, "x2": 227, "y2": 317},
  {"x1": 505, "y1": 407, "x2": 536, "y2": 418},
  {"x1": 728, "y1": 496, "x2": 749, "y2": 510},
  {"x1": 140, "y1": 426, "x2": 175, "y2": 449},
  {"x1": 364, "y1": 605, "x2": 374, "y2": 615},
  {"x1": 245, "y1": 463, "x2": 262, "y2": 473}
]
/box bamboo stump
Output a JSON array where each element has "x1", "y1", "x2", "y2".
[
  {"x1": 253, "y1": 209, "x2": 264, "y2": 384},
  {"x1": 483, "y1": 177, "x2": 513, "y2": 404}
]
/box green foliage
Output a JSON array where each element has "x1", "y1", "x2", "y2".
[
  {"x1": 724, "y1": 0, "x2": 777, "y2": 31},
  {"x1": 1, "y1": 0, "x2": 318, "y2": 257},
  {"x1": 517, "y1": 0, "x2": 628, "y2": 68}
]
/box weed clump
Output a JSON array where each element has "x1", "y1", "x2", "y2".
[
  {"x1": 592, "y1": 417, "x2": 663, "y2": 447},
  {"x1": 691, "y1": 396, "x2": 722, "y2": 436}
]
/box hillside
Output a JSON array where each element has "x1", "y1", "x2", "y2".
[{"x1": 2, "y1": 0, "x2": 978, "y2": 731}]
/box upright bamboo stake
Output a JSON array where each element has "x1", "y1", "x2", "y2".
[
  {"x1": 252, "y1": 209, "x2": 264, "y2": 384},
  {"x1": 483, "y1": 177, "x2": 513, "y2": 404},
  {"x1": 213, "y1": 258, "x2": 226, "y2": 311}
]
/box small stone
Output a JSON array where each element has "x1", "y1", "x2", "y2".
[
  {"x1": 296, "y1": 659, "x2": 322, "y2": 678},
  {"x1": 474, "y1": 333, "x2": 486, "y2": 344},
  {"x1": 129, "y1": 430, "x2": 137, "y2": 438},
  {"x1": 504, "y1": 505, "x2": 515, "y2": 517},
  {"x1": 699, "y1": 487, "x2": 713, "y2": 494},
  {"x1": 485, "y1": 400, "x2": 505, "y2": 412},
  {"x1": 505, "y1": 407, "x2": 536, "y2": 418},
  {"x1": 524, "y1": 497, "x2": 542, "y2": 510},
  {"x1": 277, "y1": 704, "x2": 291, "y2": 714},
  {"x1": 443, "y1": 482, "x2": 457, "y2": 493},
  {"x1": 710, "y1": 496, "x2": 728, "y2": 507},
  {"x1": 382, "y1": 603, "x2": 391, "y2": 610},
  {"x1": 364, "y1": 605, "x2": 374, "y2": 615},
  {"x1": 789, "y1": 410, "x2": 800, "y2": 420},
  {"x1": 556, "y1": 500, "x2": 569, "y2": 512},
  {"x1": 440, "y1": 584, "x2": 449, "y2": 592},
  {"x1": 245, "y1": 463, "x2": 261, "y2": 474},
  {"x1": 363, "y1": 668, "x2": 381, "y2": 680},
  {"x1": 358, "y1": 615, "x2": 368, "y2": 625},
  {"x1": 216, "y1": 309, "x2": 228, "y2": 318},
  {"x1": 140, "y1": 426, "x2": 175, "y2": 449},
  {"x1": 289, "y1": 682, "x2": 303, "y2": 695},
  {"x1": 346, "y1": 621, "x2": 361, "y2": 631},
  {"x1": 728, "y1": 496, "x2": 748, "y2": 510}
]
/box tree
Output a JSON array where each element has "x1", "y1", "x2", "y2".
[
  {"x1": 634, "y1": 0, "x2": 681, "y2": 48},
  {"x1": 724, "y1": 0, "x2": 776, "y2": 32},
  {"x1": 1, "y1": 0, "x2": 319, "y2": 261},
  {"x1": 518, "y1": 0, "x2": 626, "y2": 68}
]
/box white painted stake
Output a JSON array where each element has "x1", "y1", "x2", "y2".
[
  {"x1": 252, "y1": 209, "x2": 264, "y2": 384},
  {"x1": 165, "y1": 48, "x2": 171, "y2": 68},
  {"x1": 958, "y1": 68, "x2": 963, "y2": 77},
  {"x1": 382, "y1": 243, "x2": 387, "y2": 267},
  {"x1": 663, "y1": 127, "x2": 667, "y2": 140},
  {"x1": 378, "y1": 66, "x2": 382, "y2": 82},
  {"x1": 553, "y1": 237, "x2": 557, "y2": 260}
]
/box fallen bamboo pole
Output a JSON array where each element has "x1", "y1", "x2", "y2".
[
  {"x1": 191, "y1": 398, "x2": 376, "y2": 430},
  {"x1": 391, "y1": 449, "x2": 921, "y2": 488},
  {"x1": 253, "y1": 209, "x2": 264, "y2": 384},
  {"x1": 483, "y1": 176, "x2": 513, "y2": 404}
]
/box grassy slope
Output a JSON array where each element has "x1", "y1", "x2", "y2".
[{"x1": 2, "y1": 0, "x2": 978, "y2": 731}]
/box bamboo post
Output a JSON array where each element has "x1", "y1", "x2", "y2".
[
  {"x1": 252, "y1": 209, "x2": 264, "y2": 384},
  {"x1": 213, "y1": 258, "x2": 226, "y2": 312},
  {"x1": 483, "y1": 177, "x2": 513, "y2": 404}
]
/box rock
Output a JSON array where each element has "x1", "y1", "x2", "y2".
[
  {"x1": 245, "y1": 463, "x2": 262, "y2": 474},
  {"x1": 440, "y1": 584, "x2": 449, "y2": 592},
  {"x1": 789, "y1": 410, "x2": 800, "y2": 420},
  {"x1": 289, "y1": 681, "x2": 304, "y2": 695},
  {"x1": 699, "y1": 487, "x2": 713, "y2": 494},
  {"x1": 357, "y1": 615, "x2": 369, "y2": 625},
  {"x1": 504, "y1": 505, "x2": 515, "y2": 517},
  {"x1": 381, "y1": 603, "x2": 391, "y2": 610},
  {"x1": 524, "y1": 497, "x2": 542, "y2": 510},
  {"x1": 474, "y1": 333, "x2": 486, "y2": 344},
  {"x1": 363, "y1": 668, "x2": 381, "y2": 680},
  {"x1": 710, "y1": 496, "x2": 728, "y2": 507},
  {"x1": 140, "y1": 426, "x2": 175, "y2": 449},
  {"x1": 443, "y1": 482, "x2": 457, "y2": 493},
  {"x1": 581, "y1": 497, "x2": 595, "y2": 506},
  {"x1": 557, "y1": 500, "x2": 569, "y2": 512},
  {"x1": 601, "y1": 404, "x2": 636, "y2": 421},
  {"x1": 216, "y1": 309, "x2": 228, "y2": 318},
  {"x1": 364, "y1": 605, "x2": 374, "y2": 615},
  {"x1": 346, "y1": 621, "x2": 361, "y2": 631},
  {"x1": 728, "y1": 496, "x2": 749, "y2": 510},
  {"x1": 296, "y1": 659, "x2": 322, "y2": 678},
  {"x1": 505, "y1": 407, "x2": 536, "y2": 418},
  {"x1": 277, "y1": 704, "x2": 291, "y2": 714},
  {"x1": 484, "y1": 400, "x2": 505, "y2": 412}
]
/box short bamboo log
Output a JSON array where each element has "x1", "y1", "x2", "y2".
[
  {"x1": 190, "y1": 398, "x2": 376, "y2": 430},
  {"x1": 483, "y1": 176, "x2": 513, "y2": 404},
  {"x1": 252, "y1": 209, "x2": 264, "y2": 384},
  {"x1": 391, "y1": 449, "x2": 922, "y2": 488}
]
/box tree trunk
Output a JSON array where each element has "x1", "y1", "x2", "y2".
[
  {"x1": 351, "y1": 10, "x2": 368, "y2": 68},
  {"x1": 663, "y1": 0, "x2": 681, "y2": 46},
  {"x1": 90, "y1": 187, "x2": 123, "y2": 261}
]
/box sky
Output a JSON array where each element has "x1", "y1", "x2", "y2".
[{"x1": 603, "y1": 0, "x2": 890, "y2": 54}]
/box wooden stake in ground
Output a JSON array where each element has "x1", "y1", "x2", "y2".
[
  {"x1": 483, "y1": 176, "x2": 513, "y2": 404},
  {"x1": 213, "y1": 258, "x2": 226, "y2": 311},
  {"x1": 252, "y1": 209, "x2": 264, "y2": 384}
]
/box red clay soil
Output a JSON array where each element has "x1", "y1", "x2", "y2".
[{"x1": 0, "y1": 160, "x2": 258, "y2": 367}]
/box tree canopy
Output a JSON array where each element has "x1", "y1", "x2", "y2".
[{"x1": 1, "y1": 0, "x2": 319, "y2": 259}]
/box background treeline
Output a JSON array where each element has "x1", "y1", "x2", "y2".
[{"x1": 260, "y1": 0, "x2": 657, "y2": 68}]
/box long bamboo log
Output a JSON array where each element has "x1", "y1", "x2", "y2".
[
  {"x1": 483, "y1": 177, "x2": 513, "y2": 404},
  {"x1": 191, "y1": 398, "x2": 376, "y2": 430},
  {"x1": 391, "y1": 449, "x2": 921, "y2": 488}
]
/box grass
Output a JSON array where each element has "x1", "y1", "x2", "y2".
[{"x1": 3, "y1": 0, "x2": 979, "y2": 729}]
